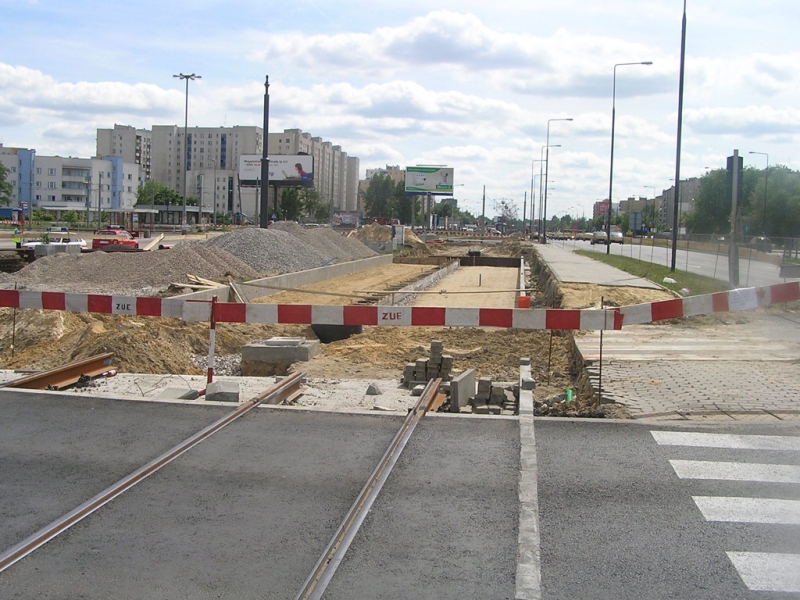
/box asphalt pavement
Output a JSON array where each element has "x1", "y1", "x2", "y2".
[
  {"x1": 536, "y1": 419, "x2": 800, "y2": 600},
  {"x1": 0, "y1": 390, "x2": 520, "y2": 599}
]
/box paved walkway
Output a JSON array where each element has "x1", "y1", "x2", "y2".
[{"x1": 533, "y1": 243, "x2": 800, "y2": 420}]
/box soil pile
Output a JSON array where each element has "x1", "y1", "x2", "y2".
[{"x1": 352, "y1": 223, "x2": 392, "y2": 242}]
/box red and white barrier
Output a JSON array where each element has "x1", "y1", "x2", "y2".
[
  {"x1": 619, "y1": 282, "x2": 799, "y2": 325},
  {"x1": 0, "y1": 281, "x2": 796, "y2": 331}
]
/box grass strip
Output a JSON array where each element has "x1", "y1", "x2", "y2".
[{"x1": 574, "y1": 250, "x2": 731, "y2": 296}]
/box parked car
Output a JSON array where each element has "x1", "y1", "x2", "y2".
[
  {"x1": 22, "y1": 235, "x2": 87, "y2": 249},
  {"x1": 749, "y1": 236, "x2": 772, "y2": 253},
  {"x1": 92, "y1": 229, "x2": 138, "y2": 250}
]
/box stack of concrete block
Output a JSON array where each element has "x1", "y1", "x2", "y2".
[
  {"x1": 469, "y1": 377, "x2": 519, "y2": 416},
  {"x1": 402, "y1": 340, "x2": 455, "y2": 388}
]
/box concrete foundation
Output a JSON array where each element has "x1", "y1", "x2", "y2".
[
  {"x1": 206, "y1": 380, "x2": 240, "y2": 403},
  {"x1": 241, "y1": 338, "x2": 320, "y2": 363}
]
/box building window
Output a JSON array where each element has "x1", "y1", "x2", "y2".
[
  {"x1": 48, "y1": 168, "x2": 56, "y2": 175},
  {"x1": 47, "y1": 182, "x2": 56, "y2": 189},
  {"x1": 36, "y1": 167, "x2": 41, "y2": 174},
  {"x1": 36, "y1": 181, "x2": 41, "y2": 188},
  {"x1": 10, "y1": 166, "x2": 16, "y2": 173}
]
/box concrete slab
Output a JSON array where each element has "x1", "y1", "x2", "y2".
[
  {"x1": 205, "y1": 380, "x2": 239, "y2": 403},
  {"x1": 242, "y1": 338, "x2": 320, "y2": 362},
  {"x1": 534, "y1": 243, "x2": 660, "y2": 288},
  {"x1": 449, "y1": 369, "x2": 476, "y2": 413}
]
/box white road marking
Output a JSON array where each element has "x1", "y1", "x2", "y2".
[
  {"x1": 669, "y1": 460, "x2": 800, "y2": 483},
  {"x1": 652, "y1": 431, "x2": 800, "y2": 452},
  {"x1": 727, "y1": 552, "x2": 800, "y2": 592},
  {"x1": 693, "y1": 496, "x2": 800, "y2": 525}
]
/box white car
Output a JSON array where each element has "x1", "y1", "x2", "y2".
[{"x1": 22, "y1": 236, "x2": 87, "y2": 249}]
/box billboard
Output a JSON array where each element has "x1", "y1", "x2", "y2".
[
  {"x1": 332, "y1": 211, "x2": 361, "y2": 227},
  {"x1": 404, "y1": 166, "x2": 454, "y2": 195},
  {"x1": 238, "y1": 154, "x2": 314, "y2": 188}
]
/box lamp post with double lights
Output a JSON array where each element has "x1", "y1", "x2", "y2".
[
  {"x1": 173, "y1": 72, "x2": 202, "y2": 228},
  {"x1": 749, "y1": 151, "x2": 769, "y2": 235},
  {"x1": 542, "y1": 118, "x2": 573, "y2": 244},
  {"x1": 605, "y1": 61, "x2": 652, "y2": 254},
  {"x1": 538, "y1": 144, "x2": 560, "y2": 239}
]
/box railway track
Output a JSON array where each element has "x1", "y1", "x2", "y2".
[{"x1": 0, "y1": 374, "x2": 445, "y2": 597}]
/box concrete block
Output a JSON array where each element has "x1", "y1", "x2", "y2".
[
  {"x1": 449, "y1": 368, "x2": 476, "y2": 413},
  {"x1": 242, "y1": 338, "x2": 320, "y2": 362},
  {"x1": 366, "y1": 383, "x2": 383, "y2": 395},
  {"x1": 206, "y1": 380, "x2": 239, "y2": 403},
  {"x1": 474, "y1": 405, "x2": 490, "y2": 415},
  {"x1": 477, "y1": 378, "x2": 493, "y2": 393},
  {"x1": 519, "y1": 357, "x2": 531, "y2": 366},
  {"x1": 157, "y1": 387, "x2": 200, "y2": 400},
  {"x1": 521, "y1": 377, "x2": 536, "y2": 390},
  {"x1": 411, "y1": 384, "x2": 426, "y2": 396},
  {"x1": 488, "y1": 405, "x2": 502, "y2": 415}
]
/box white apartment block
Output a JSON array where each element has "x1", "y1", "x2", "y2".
[
  {"x1": 268, "y1": 129, "x2": 360, "y2": 213},
  {"x1": 96, "y1": 124, "x2": 152, "y2": 180},
  {"x1": 2, "y1": 144, "x2": 138, "y2": 218},
  {"x1": 94, "y1": 125, "x2": 360, "y2": 219},
  {"x1": 32, "y1": 155, "x2": 139, "y2": 217}
]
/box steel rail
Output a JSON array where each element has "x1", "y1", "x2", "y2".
[
  {"x1": 294, "y1": 377, "x2": 441, "y2": 600},
  {"x1": 0, "y1": 371, "x2": 305, "y2": 574},
  {"x1": 0, "y1": 352, "x2": 115, "y2": 390}
]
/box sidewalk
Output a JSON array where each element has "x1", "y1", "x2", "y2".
[{"x1": 533, "y1": 243, "x2": 800, "y2": 421}]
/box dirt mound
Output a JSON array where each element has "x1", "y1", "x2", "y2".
[{"x1": 353, "y1": 223, "x2": 392, "y2": 242}]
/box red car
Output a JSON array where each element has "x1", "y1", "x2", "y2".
[{"x1": 92, "y1": 229, "x2": 139, "y2": 250}]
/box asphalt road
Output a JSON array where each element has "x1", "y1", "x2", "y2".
[
  {"x1": 551, "y1": 238, "x2": 793, "y2": 288},
  {"x1": 0, "y1": 391, "x2": 520, "y2": 599},
  {"x1": 536, "y1": 419, "x2": 800, "y2": 600}
]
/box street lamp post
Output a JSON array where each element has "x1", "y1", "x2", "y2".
[
  {"x1": 606, "y1": 61, "x2": 652, "y2": 254},
  {"x1": 749, "y1": 151, "x2": 769, "y2": 235},
  {"x1": 542, "y1": 118, "x2": 573, "y2": 244},
  {"x1": 173, "y1": 72, "x2": 202, "y2": 228},
  {"x1": 531, "y1": 158, "x2": 544, "y2": 237},
  {"x1": 538, "y1": 145, "x2": 559, "y2": 238}
]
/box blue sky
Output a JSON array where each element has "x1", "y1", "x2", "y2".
[{"x1": 1, "y1": 0, "x2": 797, "y2": 219}]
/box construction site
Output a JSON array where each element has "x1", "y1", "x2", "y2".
[{"x1": 0, "y1": 221, "x2": 681, "y2": 417}]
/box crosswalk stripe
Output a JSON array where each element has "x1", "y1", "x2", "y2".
[
  {"x1": 693, "y1": 496, "x2": 800, "y2": 525},
  {"x1": 652, "y1": 431, "x2": 800, "y2": 451},
  {"x1": 727, "y1": 552, "x2": 800, "y2": 592},
  {"x1": 669, "y1": 460, "x2": 800, "y2": 483}
]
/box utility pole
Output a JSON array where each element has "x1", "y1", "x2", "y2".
[
  {"x1": 260, "y1": 76, "x2": 270, "y2": 228},
  {"x1": 481, "y1": 185, "x2": 486, "y2": 235}
]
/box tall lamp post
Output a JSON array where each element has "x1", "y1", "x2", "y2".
[
  {"x1": 749, "y1": 151, "x2": 769, "y2": 234},
  {"x1": 173, "y1": 72, "x2": 201, "y2": 228},
  {"x1": 542, "y1": 118, "x2": 573, "y2": 244},
  {"x1": 531, "y1": 158, "x2": 544, "y2": 236},
  {"x1": 538, "y1": 144, "x2": 560, "y2": 238},
  {"x1": 606, "y1": 61, "x2": 652, "y2": 254}
]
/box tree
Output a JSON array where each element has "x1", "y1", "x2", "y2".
[
  {"x1": 299, "y1": 188, "x2": 324, "y2": 222},
  {"x1": 685, "y1": 167, "x2": 760, "y2": 234},
  {"x1": 280, "y1": 188, "x2": 302, "y2": 221},
  {"x1": 0, "y1": 162, "x2": 13, "y2": 206},
  {"x1": 136, "y1": 180, "x2": 183, "y2": 206},
  {"x1": 362, "y1": 174, "x2": 396, "y2": 218},
  {"x1": 62, "y1": 210, "x2": 81, "y2": 227}
]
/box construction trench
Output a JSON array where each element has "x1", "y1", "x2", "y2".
[{"x1": 121, "y1": 249, "x2": 607, "y2": 416}]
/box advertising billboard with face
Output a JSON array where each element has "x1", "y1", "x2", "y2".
[
  {"x1": 404, "y1": 166, "x2": 454, "y2": 195},
  {"x1": 238, "y1": 155, "x2": 314, "y2": 188}
]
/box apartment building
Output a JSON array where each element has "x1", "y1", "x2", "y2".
[
  {"x1": 657, "y1": 178, "x2": 700, "y2": 230},
  {"x1": 96, "y1": 124, "x2": 152, "y2": 180},
  {"x1": 0, "y1": 144, "x2": 35, "y2": 208}
]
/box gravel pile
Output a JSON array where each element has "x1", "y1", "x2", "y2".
[
  {"x1": 205, "y1": 224, "x2": 376, "y2": 274},
  {"x1": 0, "y1": 244, "x2": 258, "y2": 296},
  {"x1": 206, "y1": 228, "x2": 328, "y2": 274},
  {"x1": 269, "y1": 221, "x2": 377, "y2": 262}
]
